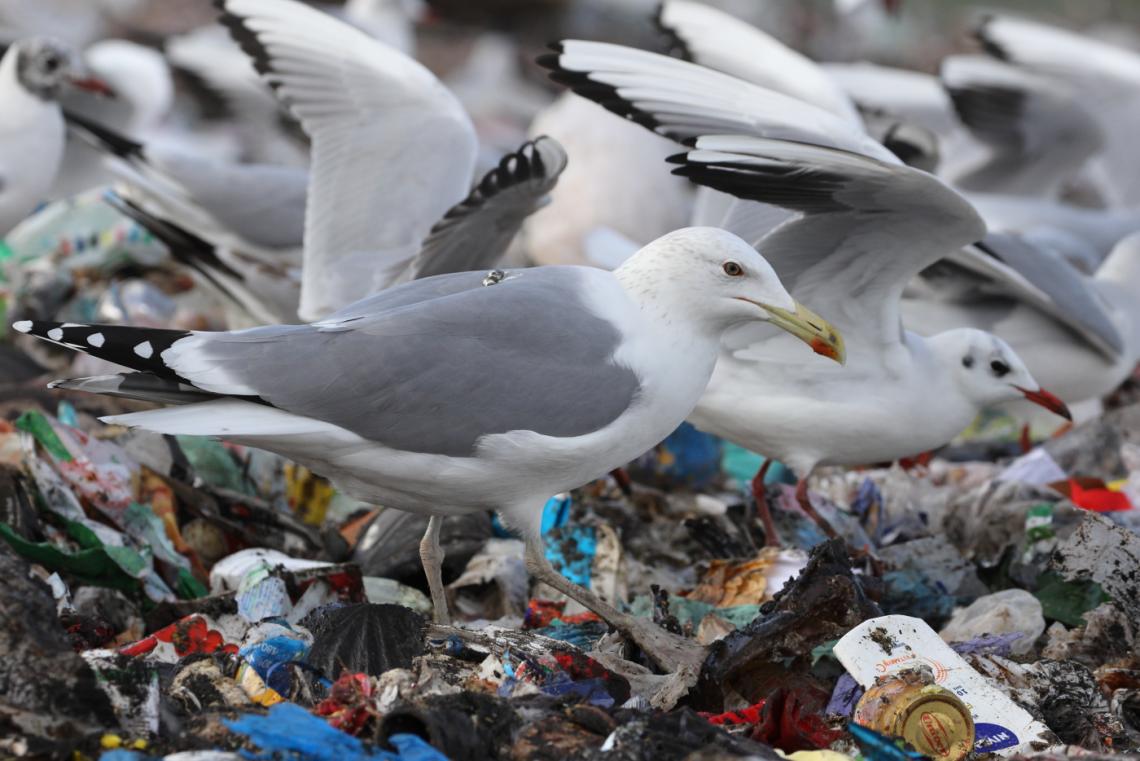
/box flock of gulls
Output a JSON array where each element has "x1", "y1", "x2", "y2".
[{"x1": 2, "y1": 0, "x2": 1139, "y2": 670}]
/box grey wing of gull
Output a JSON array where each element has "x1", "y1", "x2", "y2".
[
  {"x1": 410, "y1": 136, "x2": 568, "y2": 280},
  {"x1": 945, "y1": 232, "x2": 1123, "y2": 358},
  {"x1": 184, "y1": 266, "x2": 641, "y2": 457},
  {"x1": 147, "y1": 151, "x2": 308, "y2": 250}
]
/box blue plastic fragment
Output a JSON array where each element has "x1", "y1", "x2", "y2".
[
  {"x1": 539, "y1": 675, "x2": 615, "y2": 707},
  {"x1": 540, "y1": 494, "x2": 572, "y2": 534},
  {"x1": 493, "y1": 495, "x2": 572, "y2": 538},
  {"x1": 544, "y1": 525, "x2": 595, "y2": 587},
  {"x1": 948, "y1": 632, "x2": 1024, "y2": 656},
  {"x1": 721, "y1": 442, "x2": 795, "y2": 486},
  {"x1": 825, "y1": 673, "x2": 863, "y2": 717},
  {"x1": 850, "y1": 478, "x2": 882, "y2": 519},
  {"x1": 99, "y1": 752, "x2": 154, "y2": 761},
  {"x1": 224, "y1": 702, "x2": 450, "y2": 760},
  {"x1": 239, "y1": 634, "x2": 310, "y2": 694},
  {"x1": 848, "y1": 722, "x2": 929, "y2": 761},
  {"x1": 56, "y1": 400, "x2": 79, "y2": 428},
  {"x1": 656, "y1": 422, "x2": 723, "y2": 488}
]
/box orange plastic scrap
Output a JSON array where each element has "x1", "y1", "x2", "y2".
[
  {"x1": 338, "y1": 508, "x2": 380, "y2": 548},
  {"x1": 685, "y1": 547, "x2": 807, "y2": 608},
  {"x1": 139, "y1": 467, "x2": 208, "y2": 579}
]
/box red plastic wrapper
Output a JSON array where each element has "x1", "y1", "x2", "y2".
[
  {"x1": 314, "y1": 672, "x2": 379, "y2": 735},
  {"x1": 119, "y1": 613, "x2": 243, "y2": 661},
  {"x1": 700, "y1": 685, "x2": 845, "y2": 752}
]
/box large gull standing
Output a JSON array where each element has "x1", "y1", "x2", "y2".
[{"x1": 14, "y1": 227, "x2": 844, "y2": 670}]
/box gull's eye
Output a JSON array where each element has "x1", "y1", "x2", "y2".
[
  {"x1": 990, "y1": 359, "x2": 1011, "y2": 377},
  {"x1": 962, "y1": 356, "x2": 974, "y2": 369},
  {"x1": 43, "y1": 55, "x2": 60, "y2": 72},
  {"x1": 722, "y1": 261, "x2": 744, "y2": 277}
]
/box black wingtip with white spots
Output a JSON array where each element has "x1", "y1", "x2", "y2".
[{"x1": 13, "y1": 320, "x2": 193, "y2": 379}]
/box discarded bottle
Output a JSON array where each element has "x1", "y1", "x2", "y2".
[{"x1": 853, "y1": 668, "x2": 974, "y2": 761}]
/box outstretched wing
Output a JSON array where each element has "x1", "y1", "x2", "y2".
[
  {"x1": 411, "y1": 136, "x2": 568, "y2": 280},
  {"x1": 656, "y1": 0, "x2": 861, "y2": 126},
  {"x1": 218, "y1": 0, "x2": 478, "y2": 319},
  {"x1": 671, "y1": 136, "x2": 985, "y2": 365},
  {"x1": 537, "y1": 39, "x2": 896, "y2": 163}
]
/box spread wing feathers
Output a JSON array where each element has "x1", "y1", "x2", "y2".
[
  {"x1": 536, "y1": 40, "x2": 898, "y2": 164},
  {"x1": 655, "y1": 0, "x2": 861, "y2": 126},
  {"x1": 105, "y1": 192, "x2": 300, "y2": 325},
  {"x1": 670, "y1": 136, "x2": 985, "y2": 353},
  {"x1": 941, "y1": 54, "x2": 1101, "y2": 154},
  {"x1": 217, "y1": 0, "x2": 479, "y2": 319},
  {"x1": 164, "y1": 25, "x2": 298, "y2": 136},
  {"x1": 940, "y1": 234, "x2": 1122, "y2": 359},
  {"x1": 977, "y1": 14, "x2": 1140, "y2": 88},
  {"x1": 63, "y1": 109, "x2": 299, "y2": 262},
  {"x1": 410, "y1": 136, "x2": 568, "y2": 280}
]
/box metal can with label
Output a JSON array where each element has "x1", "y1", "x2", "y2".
[{"x1": 853, "y1": 668, "x2": 975, "y2": 761}]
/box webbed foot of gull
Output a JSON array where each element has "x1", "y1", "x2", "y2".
[
  {"x1": 523, "y1": 539, "x2": 707, "y2": 673},
  {"x1": 750, "y1": 459, "x2": 780, "y2": 547},
  {"x1": 419, "y1": 515, "x2": 451, "y2": 625}
]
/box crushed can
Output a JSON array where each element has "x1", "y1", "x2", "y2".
[{"x1": 853, "y1": 667, "x2": 974, "y2": 761}]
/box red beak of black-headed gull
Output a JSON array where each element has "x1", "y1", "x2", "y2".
[{"x1": 14, "y1": 226, "x2": 843, "y2": 672}]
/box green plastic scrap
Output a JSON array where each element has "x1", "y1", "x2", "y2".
[
  {"x1": 175, "y1": 436, "x2": 253, "y2": 495},
  {"x1": 1034, "y1": 570, "x2": 1111, "y2": 627},
  {"x1": 0, "y1": 521, "x2": 144, "y2": 594},
  {"x1": 15, "y1": 410, "x2": 73, "y2": 461},
  {"x1": 1025, "y1": 503, "x2": 1056, "y2": 543},
  {"x1": 175, "y1": 568, "x2": 208, "y2": 599},
  {"x1": 629, "y1": 593, "x2": 762, "y2": 630}
]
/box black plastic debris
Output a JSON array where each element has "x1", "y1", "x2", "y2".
[
  {"x1": 695, "y1": 539, "x2": 881, "y2": 709},
  {"x1": 0, "y1": 542, "x2": 115, "y2": 756},
  {"x1": 303, "y1": 603, "x2": 427, "y2": 679}
]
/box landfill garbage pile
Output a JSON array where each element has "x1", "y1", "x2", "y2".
[{"x1": 3, "y1": 382, "x2": 1140, "y2": 760}]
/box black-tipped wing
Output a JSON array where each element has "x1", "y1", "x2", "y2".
[
  {"x1": 106, "y1": 193, "x2": 299, "y2": 325},
  {"x1": 655, "y1": 0, "x2": 860, "y2": 125},
  {"x1": 14, "y1": 320, "x2": 195, "y2": 382},
  {"x1": 934, "y1": 233, "x2": 1123, "y2": 360},
  {"x1": 217, "y1": 0, "x2": 478, "y2": 320},
  {"x1": 671, "y1": 135, "x2": 985, "y2": 361},
  {"x1": 941, "y1": 55, "x2": 1101, "y2": 157},
  {"x1": 410, "y1": 137, "x2": 568, "y2": 280},
  {"x1": 536, "y1": 40, "x2": 896, "y2": 163}
]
